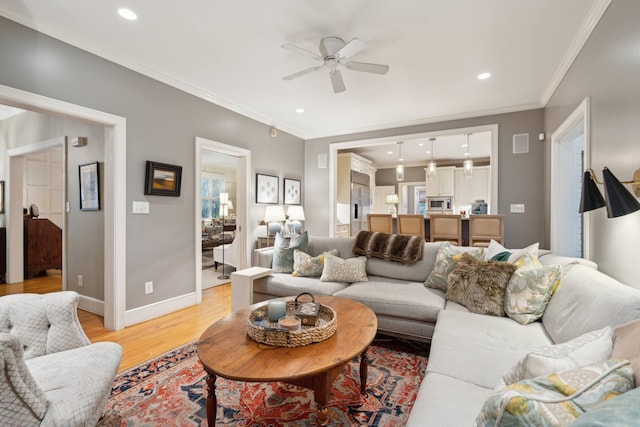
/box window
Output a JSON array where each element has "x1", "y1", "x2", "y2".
[{"x1": 201, "y1": 172, "x2": 224, "y2": 220}]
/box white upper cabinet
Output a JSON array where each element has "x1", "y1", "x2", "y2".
[
  {"x1": 453, "y1": 166, "x2": 490, "y2": 205},
  {"x1": 425, "y1": 166, "x2": 455, "y2": 197}
]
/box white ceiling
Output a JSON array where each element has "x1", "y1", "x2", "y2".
[{"x1": 0, "y1": 0, "x2": 604, "y2": 141}]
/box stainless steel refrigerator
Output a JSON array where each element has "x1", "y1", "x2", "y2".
[{"x1": 350, "y1": 171, "x2": 370, "y2": 235}]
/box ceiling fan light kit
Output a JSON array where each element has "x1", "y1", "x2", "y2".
[{"x1": 282, "y1": 37, "x2": 390, "y2": 93}]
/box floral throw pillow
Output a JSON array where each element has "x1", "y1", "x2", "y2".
[
  {"x1": 292, "y1": 249, "x2": 339, "y2": 277},
  {"x1": 504, "y1": 264, "x2": 562, "y2": 325},
  {"x1": 320, "y1": 253, "x2": 368, "y2": 283},
  {"x1": 476, "y1": 359, "x2": 634, "y2": 427},
  {"x1": 424, "y1": 242, "x2": 483, "y2": 292}
]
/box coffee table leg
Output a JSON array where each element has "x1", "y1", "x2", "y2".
[
  {"x1": 360, "y1": 347, "x2": 369, "y2": 395},
  {"x1": 206, "y1": 374, "x2": 217, "y2": 427}
]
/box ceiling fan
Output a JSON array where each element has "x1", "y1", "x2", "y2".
[{"x1": 282, "y1": 37, "x2": 390, "y2": 93}]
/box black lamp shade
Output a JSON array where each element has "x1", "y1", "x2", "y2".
[
  {"x1": 579, "y1": 171, "x2": 606, "y2": 213},
  {"x1": 602, "y1": 168, "x2": 640, "y2": 218}
]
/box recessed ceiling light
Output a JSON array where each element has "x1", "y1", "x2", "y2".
[
  {"x1": 477, "y1": 72, "x2": 491, "y2": 80},
  {"x1": 462, "y1": 144, "x2": 468, "y2": 147},
  {"x1": 418, "y1": 143, "x2": 424, "y2": 147},
  {"x1": 425, "y1": 150, "x2": 431, "y2": 154},
  {"x1": 118, "y1": 8, "x2": 138, "y2": 20},
  {"x1": 295, "y1": 108, "x2": 304, "y2": 113},
  {"x1": 387, "y1": 151, "x2": 393, "y2": 155}
]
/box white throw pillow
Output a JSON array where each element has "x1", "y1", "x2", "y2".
[
  {"x1": 500, "y1": 326, "x2": 614, "y2": 386},
  {"x1": 483, "y1": 239, "x2": 539, "y2": 264},
  {"x1": 320, "y1": 253, "x2": 368, "y2": 283}
]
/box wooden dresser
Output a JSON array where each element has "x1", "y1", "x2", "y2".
[{"x1": 24, "y1": 218, "x2": 62, "y2": 279}]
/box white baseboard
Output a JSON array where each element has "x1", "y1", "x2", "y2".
[
  {"x1": 78, "y1": 295, "x2": 105, "y2": 316},
  {"x1": 124, "y1": 292, "x2": 198, "y2": 327}
]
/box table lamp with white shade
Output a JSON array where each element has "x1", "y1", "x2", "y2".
[
  {"x1": 218, "y1": 192, "x2": 230, "y2": 279},
  {"x1": 385, "y1": 194, "x2": 399, "y2": 217},
  {"x1": 264, "y1": 205, "x2": 286, "y2": 246},
  {"x1": 286, "y1": 205, "x2": 305, "y2": 234}
]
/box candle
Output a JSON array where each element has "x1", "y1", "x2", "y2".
[{"x1": 267, "y1": 300, "x2": 286, "y2": 322}]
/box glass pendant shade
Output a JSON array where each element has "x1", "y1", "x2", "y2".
[
  {"x1": 396, "y1": 164, "x2": 405, "y2": 181},
  {"x1": 602, "y1": 168, "x2": 640, "y2": 218},
  {"x1": 463, "y1": 158, "x2": 473, "y2": 178},
  {"x1": 427, "y1": 161, "x2": 436, "y2": 180},
  {"x1": 579, "y1": 171, "x2": 606, "y2": 213}
]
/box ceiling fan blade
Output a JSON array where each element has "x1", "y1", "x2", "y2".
[
  {"x1": 330, "y1": 69, "x2": 346, "y2": 93},
  {"x1": 344, "y1": 61, "x2": 390, "y2": 75},
  {"x1": 283, "y1": 66, "x2": 324, "y2": 81},
  {"x1": 281, "y1": 44, "x2": 323, "y2": 61},
  {"x1": 335, "y1": 38, "x2": 367, "y2": 60}
]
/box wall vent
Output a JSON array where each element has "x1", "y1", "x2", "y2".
[{"x1": 513, "y1": 133, "x2": 529, "y2": 154}]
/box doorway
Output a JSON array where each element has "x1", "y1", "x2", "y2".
[
  {"x1": 194, "y1": 137, "x2": 250, "y2": 304},
  {"x1": 551, "y1": 98, "x2": 590, "y2": 258},
  {"x1": 0, "y1": 84, "x2": 127, "y2": 330}
]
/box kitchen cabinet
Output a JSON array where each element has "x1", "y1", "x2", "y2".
[
  {"x1": 454, "y1": 166, "x2": 490, "y2": 206},
  {"x1": 425, "y1": 166, "x2": 455, "y2": 197}
]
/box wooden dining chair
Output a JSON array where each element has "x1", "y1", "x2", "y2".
[
  {"x1": 469, "y1": 214, "x2": 504, "y2": 247},
  {"x1": 397, "y1": 214, "x2": 425, "y2": 239},
  {"x1": 367, "y1": 214, "x2": 393, "y2": 234},
  {"x1": 429, "y1": 214, "x2": 462, "y2": 245}
]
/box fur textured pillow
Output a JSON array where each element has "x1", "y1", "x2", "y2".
[{"x1": 445, "y1": 252, "x2": 517, "y2": 316}]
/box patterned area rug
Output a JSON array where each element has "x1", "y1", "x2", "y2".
[{"x1": 98, "y1": 336, "x2": 429, "y2": 426}]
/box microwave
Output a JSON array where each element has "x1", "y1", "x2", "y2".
[{"x1": 427, "y1": 197, "x2": 452, "y2": 211}]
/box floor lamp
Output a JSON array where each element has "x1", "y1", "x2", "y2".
[{"x1": 218, "y1": 192, "x2": 230, "y2": 280}]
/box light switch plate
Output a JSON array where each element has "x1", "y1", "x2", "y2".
[
  {"x1": 510, "y1": 204, "x2": 525, "y2": 213},
  {"x1": 133, "y1": 201, "x2": 150, "y2": 214}
]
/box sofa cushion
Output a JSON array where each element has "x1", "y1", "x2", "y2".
[
  {"x1": 272, "y1": 232, "x2": 309, "y2": 273},
  {"x1": 542, "y1": 265, "x2": 640, "y2": 344},
  {"x1": 254, "y1": 273, "x2": 348, "y2": 297},
  {"x1": 366, "y1": 242, "x2": 439, "y2": 283},
  {"x1": 292, "y1": 249, "x2": 338, "y2": 277},
  {"x1": 611, "y1": 319, "x2": 640, "y2": 387},
  {"x1": 568, "y1": 387, "x2": 640, "y2": 426},
  {"x1": 424, "y1": 242, "x2": 483, "y2": 292},
  {"x1": 428, "y1": 310, "x2": 551, "y2": 388},
  {"x1": 406, "y1": 372, "x2": 492, "y2": 427},
  {"x1": 307, "y1": 236, "x2": 356, "y2": 259},
  {"x1": 475, "y1": 359, "x2": 634, "y2": 427},
  {"x1": 500, "y1": 326, "x2": 614, "y2": 387},
  {"x1": 26, "y1": 342, "x2": 122, "y2": 427},
  {"x1": 504, "y1": 264, "x2": 561, "y2": 325},
  {"x1": 445, "y1": 253, "x2": 517, "y2": 317},
  {"x1": 320, "y1": 253, "x2": 368, "y2": 283},
  {"x1": 334, "y1": 278, "x2": 445, "y2": 323},
  {"x1": 538, "y1": 254, "x2": 597, "y2": 270}
]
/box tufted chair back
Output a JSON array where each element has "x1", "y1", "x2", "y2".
[{"x1": 0, "y1": 291, "x2": 90, "y2": 360}]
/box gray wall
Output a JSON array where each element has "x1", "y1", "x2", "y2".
[
  {"x1": 306, "y1": 109, "x2": 545, "y2": 248},
  {"x1": 544, "y1": 0, "x2": 640, "y2": 287},
  {"x1": 0, "y1": 111, "x2": 105, "y2": 300},
  {"x1": 0, "y1": 17, "x2": 304, "y2": 310}
]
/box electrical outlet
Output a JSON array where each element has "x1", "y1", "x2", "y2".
[
  {"x1": 145, "y1": 281, "x2": 153, "y2": 294},
  {"x1": 77, "y1": 275, "x2": 83, "y2": 287},
  {"x1": 510, "y1": 204, "x2": 525, "y2": 213},
  {"x1": 133, "y1": 201, "x2": 150, "y2": 214}
]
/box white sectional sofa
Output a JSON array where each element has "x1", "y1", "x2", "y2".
[{"x1": 253, "y1": 235, "x2": 640, "y2": 425}]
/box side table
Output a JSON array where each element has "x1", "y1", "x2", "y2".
[{"x1": 230, "y1": 267, "x2": 272, "y2": 311}]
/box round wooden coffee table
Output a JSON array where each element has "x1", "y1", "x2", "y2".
[{"x1": 197, "y1": 295, "x2": 377, "y2": 426}]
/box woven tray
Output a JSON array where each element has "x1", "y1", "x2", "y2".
[{"x1": 246, "y1": 300, "x2": 337, "y2": 347}]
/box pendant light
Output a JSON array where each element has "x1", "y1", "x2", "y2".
[
  {"x1": 463, "y1": 133, "x2": 473, "y2": 178},
  {"x1": 427, "y1": 137, "x2": 437, "y2": 181},
  {"x1": 396, "y1": 141, "x2": 405, "y2": 181}
]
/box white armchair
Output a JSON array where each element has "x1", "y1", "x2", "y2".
[
  {"x1": 213, "y1": 237, "x2": 238, "y2": 270},
  {"x1": 0, "y1": 291, "x2": 122, "y2": 426}
]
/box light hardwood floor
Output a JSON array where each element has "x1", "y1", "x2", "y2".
[{"x1": 0, "y1": 275, "x2": 232, "y2": 372}]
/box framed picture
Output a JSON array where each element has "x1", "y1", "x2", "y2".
[
  {"x1": 0, "y1": 180, "x2": 4, "y2": 214},
  {"x1": 256, "y1": 173, "x2": 278, "y2": 204},
  {"x1": 79, "y1": 162, "x2": 100, "y2": 211},
  {"x1": 284, "y1": 178, "x2": 301, "y2": 205},
  {"x1": 144, "y1": 161, "x2": 182, "y2": 196}
]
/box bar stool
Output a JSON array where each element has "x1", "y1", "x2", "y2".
[
  {"x1": 430, "y1": 214, "x2": 462, "y2": 245},
  {"x1": 469, "y1": 214, "x2": 504, "y2": 247},
  {"x1": 367, "y1": 214, "x2": 393, "y2": 234},
  {"x1": 397, "y1": 214, "x2": 425, "y2": 239}
]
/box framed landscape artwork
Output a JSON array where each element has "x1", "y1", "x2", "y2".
[
  {"x1": 144, "y1": 161, "x2": 182, "y2": 196},
  {"x1": 79, "y1": 162, "x2": 100, "y2": 211},
  {"x1": 256, "y1": 173, "x2": 278, "y2": 204},
  {"x1": 283, "y1": 178, "x2": 301, "y2": 205}
]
